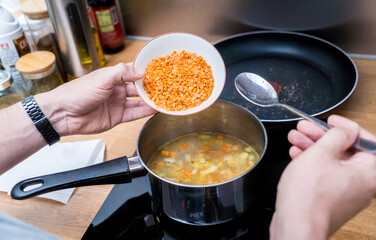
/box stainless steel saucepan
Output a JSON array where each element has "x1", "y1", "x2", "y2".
[{"x1": 11, "y1": 100, "x2": 267, "y2": 225}]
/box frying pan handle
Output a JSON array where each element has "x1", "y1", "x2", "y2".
[{"x1": 11, "y1": 156, "x2": 132, "y2": 200}]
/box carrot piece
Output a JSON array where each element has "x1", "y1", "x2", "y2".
[
  {"x1": 180, "y1": 144, "x2": 189, "y2": 149},
  {"x1": 222, "y1": 144, "x2": 231, "y2": 152},
  {"x1": 182, "y1": 171, "x2": 192, "y2": 179},
  {"x1": 169, "y1": 151, "x2": 177, "y2": 157},
  {"x1": 217, "y1": 135, "x2": 224, "y2": 140},
  {"x1": 202, "y1": 145, "x2": 210, "y2": 151},
  {"x1": 161, "y1": 150, "x2": 169, "y2": 156},
  {"x1": 157, "y1": 162, "x2": 164, "y2": 167},
  {"x1": 216, "y1": 150, "x2": 223, "y2": 156}
]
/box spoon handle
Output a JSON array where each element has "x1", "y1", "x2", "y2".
[
  {"x1": 280, "y1": 104, "x2": 376, "y2": 154},
  {"x1": 280, "y1": 104, "x2": 330, "y2": 130},
  {"x1": 353, "y1": 138, "x2": 376, "y2": 154}
]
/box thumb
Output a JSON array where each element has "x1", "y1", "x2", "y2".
[
  {"x1": 315, "y1": 123, "x2": 359, "y2": 158},
  {"x1": 110, "y1": 63, "x2": 145, "y2": 85}
]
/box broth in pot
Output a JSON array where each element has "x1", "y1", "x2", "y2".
[{"x1": 147, "y1": 132, "x2": 259, "y2": 185}]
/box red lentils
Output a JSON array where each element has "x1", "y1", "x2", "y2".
[{"x1": 143, "y1": 50, "x2": 214, "y2": 111}]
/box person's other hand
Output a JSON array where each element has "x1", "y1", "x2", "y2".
[
  {"x1": 288, "y1": 115, "x2": 376, "y2": 160},
  {"x1": 36, "y1": 63, "x2": 157, "y2": 136},
  {"x1": 270, "y1": 115, "x2": 376, "y2": 240}
]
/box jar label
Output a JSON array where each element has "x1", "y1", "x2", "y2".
[
  {"x1": 96, "y1": 9, "x2": 115, "y2": 33},
  {"x1": 110, "y1": 6, "x2": 119, "y2": 25},
  {"x1": 0, "y1": 36, "x2": 30, "y2": 87},
  {"x1": 15, "y1": 35, "x2": 30, "y2": 55},
  {"x1": 0, "y1": 40, "x2": 19, "y2": 72}
]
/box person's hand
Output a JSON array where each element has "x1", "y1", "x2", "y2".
[
  {"x1": 269, "y1": 115, "x2": 376, "y2": 240},
  {"x1": 35, "y1": 63, "x2": 157, "y2": 136}
]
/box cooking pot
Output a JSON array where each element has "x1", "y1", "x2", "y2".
[{"x1": 11, "y1": 100, "x2": 267, "y2": 225}]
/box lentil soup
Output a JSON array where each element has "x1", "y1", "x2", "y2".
[{"x1": 147, "y1": 132, "x2": 260, "y2": 185}]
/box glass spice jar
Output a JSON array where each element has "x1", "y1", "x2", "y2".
[
  {"x1": 0, "y1": 70, "x2": 28, "y2": 109},
  {"x1": 15, "y1": 51, "x2": 63, "y2": 95},
  {"x1": 20, "y1": 0, "x2": 68, "y2": 82}
]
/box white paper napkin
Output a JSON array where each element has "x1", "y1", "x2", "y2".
[{"x1": 0, "y1": 139, "x2": 105, "y2": 204}]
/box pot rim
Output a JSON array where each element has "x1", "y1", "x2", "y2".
[{"x1": 136, "y1": 100, "x2": 268, "y2": 188}]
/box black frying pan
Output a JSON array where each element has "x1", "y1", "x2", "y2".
[
  {"x1": 214, "y1": 31, "x2": 358, "y2": 124},
  {"x1": 214, "y1": 31, "x2": 358, "y2": 210}
]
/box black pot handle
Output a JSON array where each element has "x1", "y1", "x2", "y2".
[{"x1": 11, "y1": 156, "x2": 131, "y2": 200}]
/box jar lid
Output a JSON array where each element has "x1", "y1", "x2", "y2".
[
  {"x1": 16, "y1": 51, "x2": 56, "y2": 74},
  {"x1": 0, "y1": 70, "x2": 12, "y2": 91},
  {"x1": 20, "y1": 0, "x2": 49, "y2": 20}
]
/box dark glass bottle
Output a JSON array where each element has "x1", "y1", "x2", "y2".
[{"x1": 87, "y1": 0, "x2": 125, "y2": 53}]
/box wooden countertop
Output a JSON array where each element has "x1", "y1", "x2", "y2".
[{"x1": 1, "y1": 39, "x2": 376, "y2": 239}]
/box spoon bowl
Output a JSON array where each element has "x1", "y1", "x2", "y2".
[{"x1": 235, "y1": 72, "x2": 280, "y2": 107}]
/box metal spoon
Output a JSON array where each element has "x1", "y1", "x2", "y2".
[{"x1": 234, "y1": 72, "x2": 376, "y2": 154}]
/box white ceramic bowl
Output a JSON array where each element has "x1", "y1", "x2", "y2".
[{"x1": 133, "y1": 32, "x2": 226, "y2": 116}]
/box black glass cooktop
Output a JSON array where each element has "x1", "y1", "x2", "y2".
[
  {"x1": 82, "y1": 177, "x2": 272, "y2": 240},
  {"x1": 82, "y1": 126, "x2": 292, "y2": 240}
]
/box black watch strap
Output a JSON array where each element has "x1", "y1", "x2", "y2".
[{"x1": 21, "y1": 95, "x2": 60, "y2": 145}]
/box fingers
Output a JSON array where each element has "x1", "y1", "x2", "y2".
[
  {"x1": 93, "y1": 63, "x2": 145, "y2": 87},
  {"x1": 315, "y1": 121, "x2": 359, "y2": 159},
  {"x1": 125, "y1": 82, "x2": 140, "y2": 97},
  {"x1": 288, "y1": 129, "x2": 315, "y2": 150},
  {"x1": 296, "y1": 120, "x2": 326, "y2": 142},
  {"x1": 115, "y1": 63, "x2": 145, "y2": 84},
  {"x1": 288, "y1": 129, "x2": 315, "y2": 158},
  {"x1": 290, "y1": 115, "x2": 376, "y2": 161},
  {"x1": 289, "y1": 146, "x2": 303, "y2": 159},
  {"x1": 328, "y1": 115, "x2": 358, "y2": 130},
  {"x1": 292, "y1": 115, "x2": 376, "y2": 147},
  {"x1": 124, "y1": 99, "x2": 148, "y2": 108},
  {"x1": 122, "y1": 100, "x2": 157, "y2": 122},
  {"x1": 328, "y1": 115, "x2": 376, "y2": 142},
  {"x1": 287, "y1": 120, "x2": 325, "y2": 158},
  {"x1": 349, "y1": 151, "x2": 376, "y2": 167},
  {"x1": 346, "y1": 151, "x2": 376, "y2": 192}
]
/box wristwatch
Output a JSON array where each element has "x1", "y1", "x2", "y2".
[{"x1": 21, "y1": 95, "x2": 60, "y2": 145}]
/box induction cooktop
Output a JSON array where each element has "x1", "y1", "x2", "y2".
[{"x1": 82, "y1": 126, "x2": 292, "y2": 240}]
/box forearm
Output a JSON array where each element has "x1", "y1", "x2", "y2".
[
  {"x1": 0, "y1": 64, "x2": 152, "y2": 174},
  {"x1": 270, "y1": 203, "x2": 330, "y2": 240},
  {"x1": 270, "y1": 217, "x2": 328, "y2": 240},
  {"x1": 0, "y1": 92, "x2": 66, "y2": 174}
]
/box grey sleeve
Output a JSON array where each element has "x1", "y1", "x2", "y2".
[{"x1": 0, "y1": 213, "x2": 60, "y2": 240}]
